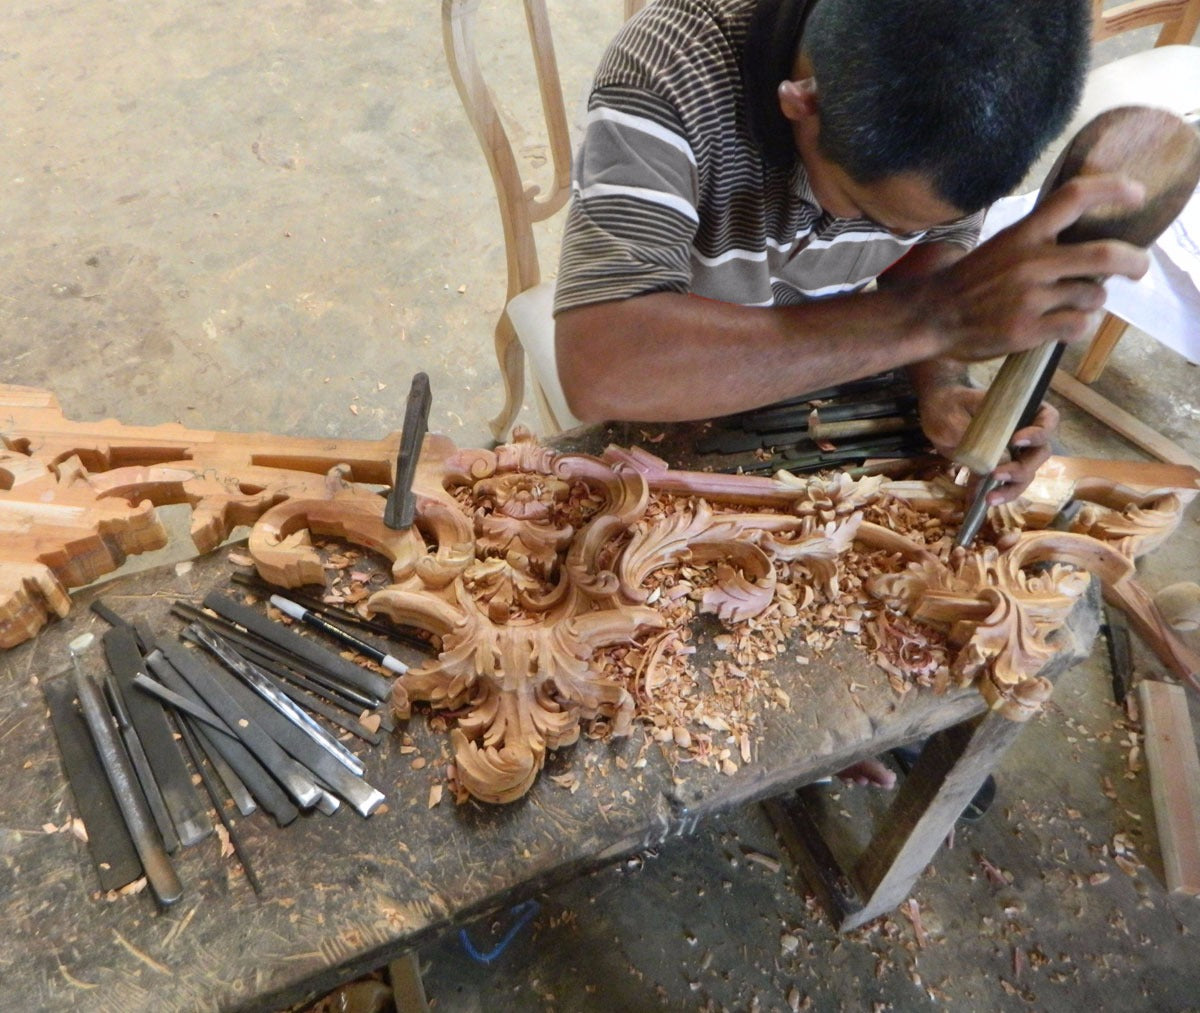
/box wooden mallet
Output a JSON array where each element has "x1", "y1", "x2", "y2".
[{"x1": 954, "y1": 106, "x2": 1200, "y2": 547}]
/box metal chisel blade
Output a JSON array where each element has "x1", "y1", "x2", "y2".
[
  {"x1": 103, "y1": 626, "x2": 212, "y2": 847},
  {"x1": 186, "y1": 625, "x2": 384, "y2": 817},
  {"x1": 385, "y1": 371, "x2": 431, "y2": 531},
  {"x1": 44, "y1": 678, "x2": 142, "y2": 891},
  {"x1": 153, "y1": 640, "x2": 319, "y2": 814}
]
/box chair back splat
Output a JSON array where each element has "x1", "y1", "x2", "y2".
[{"x1": 1091, "y1": 0, "x2": 1200, "y2": 47}]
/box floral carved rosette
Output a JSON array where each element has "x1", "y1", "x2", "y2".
[
  {"x1": 367, "y1": 431, "x2": 665, "y2": 803},
  {"x1": 365, "y1": 433, "x2": 913, "y2": 803}
]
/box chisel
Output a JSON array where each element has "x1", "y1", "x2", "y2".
[
  {"x1": 69, "y1": 634, "x2": 183, "y2": 907},
  {"x1": 186, "y1": 623, "x2": 365, "y2": 775},
  {"x1": 175, "y1": 719, "x2": 263, "y2": 897},
  {"x1": 103, "y1": 674, "x2": 181, "y2": 854},
  {"x1": 184, "y1": 624, "x2": 385, "y2": 817},
  {"x1": 44, "y1": 677, "x2": 142, "y2": 891},
  {"x1": 164, "y1": 637, "x2": 325, "y2": 811},
  {"x1": 103, "y1": 625, "x2": 212, "y2": 847},
  {"x1": 385, "y1": 371, "x2": 431, "y2": 530},
  {"x1": 202, "y1": 591, "x2": 393, "y2": 702}
]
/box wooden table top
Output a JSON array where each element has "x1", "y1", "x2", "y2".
[{"x1": 0, "y1": 419, "x2": 1100, "y2": 1012}]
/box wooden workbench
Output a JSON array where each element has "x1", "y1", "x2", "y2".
[{"x1": 0, "y1": 419, "x2": 1099, "y2": 1011}]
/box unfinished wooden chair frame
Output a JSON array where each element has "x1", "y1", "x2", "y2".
[{"x1": 443, "y1": 0, "x2": 647, "y2": 439}]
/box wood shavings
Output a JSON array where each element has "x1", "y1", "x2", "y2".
[
  {"x1": 214, "y1": 822, "x2": 234, "y2": 859},
  {"x1": 977, "y1": 853, "x2": 1012, "y2": 887},
  {"x1": 742, "y1": 849, "x2": 782, "y2": 873},
  {"x1": 902, "y1": 898, "x2": 928, "y2": 948},
  {"x1": 102, "y1": 878, "x2": 148, "y2": 902}
]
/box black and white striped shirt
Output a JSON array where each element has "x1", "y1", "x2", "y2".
[{"x1": 554, "y1": 0, "x2": 983, "y2": 314}]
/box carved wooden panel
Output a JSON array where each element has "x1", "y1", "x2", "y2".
[
  {"x1": 0, "y1": 385, "x2": 397, "y2": 648},
  {"x1": 3, "y1": 385, "x2": 1198, "y2": 804}
]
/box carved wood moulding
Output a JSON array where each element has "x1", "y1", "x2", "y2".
[{"x1": 3, "y1": 384, "x2": 1199, "y2": 804}]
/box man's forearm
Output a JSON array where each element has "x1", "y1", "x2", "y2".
[
  {"x1": 555, "y1": 286, "x2": 946, "y2": 422},
  {"x1": 556, "y1": 176, "x2": 1151, "y2": 423},
  {"x1": 906, "y1": 356, "x2": 971, "y2": 397}
]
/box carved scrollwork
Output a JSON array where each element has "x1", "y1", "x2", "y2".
[{"x1": 3, "y1": 385, "x2": 1196, "y2": 802}]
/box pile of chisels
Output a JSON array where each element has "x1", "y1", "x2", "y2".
[
  {"x1": 696, "y1": 371, "x2": 932, "y2": 474},
  {"x1": 45, "y1": 575, "x2": 429, "y2": 907}
]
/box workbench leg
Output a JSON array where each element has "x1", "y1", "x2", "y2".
[
  {"x1": 769, "y1": 708, "x2": 1023, "y2": 933},
  {"x1": 389, "y1": 951, "x2": 430, "y2": 1013},
  {"x1": 845, "y1": 711, "x2": 1020, "y2": 931},
  {"x1": 763, "y1": 786, "x2": 865, "y2": 927}
]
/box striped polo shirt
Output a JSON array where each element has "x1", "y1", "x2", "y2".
[{"x1": 553, "y1": 0, "x2": 983, "y2": 315}]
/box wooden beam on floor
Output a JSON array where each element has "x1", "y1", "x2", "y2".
[
  {"x1": 1050, "y1": 370, "x2": 1200, "y2": 470},
  {"x1": 1138, "y1": 679, "x2": 1200, "y2": 897}
]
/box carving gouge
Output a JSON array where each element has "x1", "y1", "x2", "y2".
[
  {"x1": 184, "y1": 624, "x2": 385, "y2": 817},
  {"x1": 385, "y1": 371, "x2": 431, "y2": 531},
  {"x1": 148, "y1": 646, "x2": 299, "y2": 826},
  {"x1": 134, "y1": 669, "x2": 228, "y2": 730},
  {"x1": 103, "y1": 674, "x2": 181, "y2": 854},
  {"x1": 69, "y1": 634, "x2": 183, "y2": 907},
  {"x1": 157, "y1": 637, "x2": 324, "y2": 810},
  {"x1": 175, "y1": 718, "x2": 263, "y2": 897},
  {"x1": 202, "y1": 591, "x2": 393, "y2": 702},
  {"x1": 103, "y1": 624, "x2": 212, "y2": 847},
  {"x1": 954, "y1": 106, "x2": 1200, "y2": 548},
  {"x1": 187, "y1": 623, "x2": 365, "y2": 775}
]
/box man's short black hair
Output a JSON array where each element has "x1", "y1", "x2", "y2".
[{"x1": 744, "y1": 0, "x2": 1092, "y2": 213}]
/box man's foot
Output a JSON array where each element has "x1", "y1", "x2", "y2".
[{"x1": 836, "y1": 757, "x2": 897, "y2": 789}]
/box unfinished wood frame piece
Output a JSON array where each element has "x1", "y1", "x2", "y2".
[
  {"x1": 0, "y1": 385, "x2": 399, "y2": 648},
  {"x1": 3, "y1": 385, "x2": 1199, "y2": 806}
]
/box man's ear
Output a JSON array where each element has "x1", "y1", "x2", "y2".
[{"x1": 777, "y1": 77, "x2": 819, "y2": 125}]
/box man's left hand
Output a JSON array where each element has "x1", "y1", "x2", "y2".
[{"x1": 917, "y1": 383, "x2": 1059, "y2": 505}]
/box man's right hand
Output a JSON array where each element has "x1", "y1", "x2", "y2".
[{"x1": 914, "y1": 174, "x2": 1151, "y2": 362}]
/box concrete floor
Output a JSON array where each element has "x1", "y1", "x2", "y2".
[{"x1": 3, "y1": 2, "x2": 1199, "y2": 1011}]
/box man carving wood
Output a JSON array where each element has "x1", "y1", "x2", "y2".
[
  {"x1": 554, "y1": 0, "x2": 1149, "y2": 508},
  {"x1": 553, "y1": 0, "x2": 1151, "y2": 790}
]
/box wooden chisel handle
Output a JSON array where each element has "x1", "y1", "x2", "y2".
[{"x1": 954, "y1": 106, "x2": 1200, "y2": 477}]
